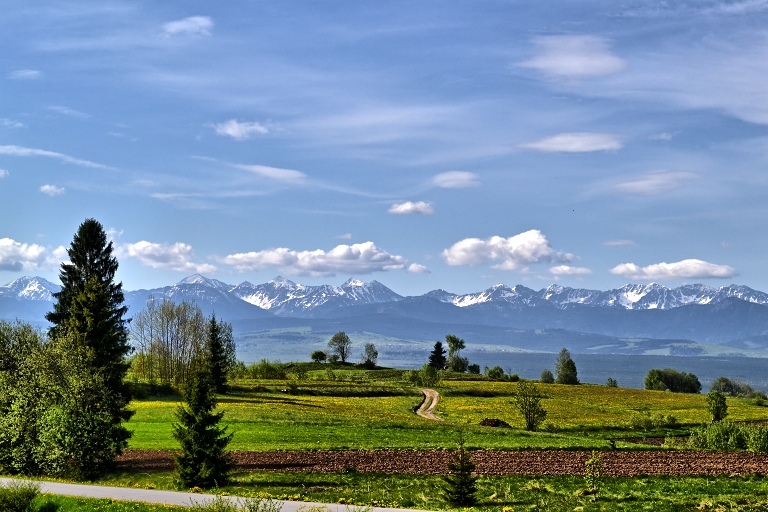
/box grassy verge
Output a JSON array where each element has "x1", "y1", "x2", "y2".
[{"x1": 96, "y1": 469, "x2": 768, "y2": 511}]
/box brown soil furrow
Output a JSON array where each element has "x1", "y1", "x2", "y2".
[{"x1": 117, "y1": 449, "x2": 768, "y2": 476}]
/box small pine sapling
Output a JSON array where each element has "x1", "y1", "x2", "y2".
[{"x1": 441, "y1": 431, "x2": 478, "y2": 507}]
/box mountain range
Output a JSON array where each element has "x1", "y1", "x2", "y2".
[{"x1": 4, "y1": 274, "x2": 768, "y2": 358}]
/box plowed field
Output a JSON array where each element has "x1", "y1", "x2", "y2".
[{"x1": 118, "y1": 449, "x2": 768, "y2": 476}]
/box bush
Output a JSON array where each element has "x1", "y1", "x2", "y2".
[
  {"x1": 512, "y1": 380, "x2": 547, "y2": 431},
  {"x1": 540, "y1": 369, "x2": 554, "y2": 384},
  {"x1": 467, "y1": 363, "x2": 480, "y2": 374},
  {"x1": 711, "y1": 376, "x2": 766, "y2": 399},
  {"x1": 605, "y1": 377, "x2": 618, "y2": 387},
  {"x1": 447, "y1": 356, "x2": 469, "y2": 373},
  {"x1": 688, "y1": 422, "x2": 746, "y2": 451},
  {"x1": 629, "y1": 412, "x2": 678, "y2": 431},
  {"x1": 0, "y1": 480, "x2": 40, "y2": 512},
  {"x1": 408, "y1": 364, "x2": 441, "y2": 387},
  {"x1": 310, "y1": 351, "x2": 326, "y2": 363},
  {"x1": 248, "y1": 360, "x2": 286, "y2": 380},
  {"x1": 485, "y1": 366, "x2": 505, "y2": 380},
  {"x1": 706, "y1": 390, "x2": 728, "y2": 423},
  {"x1": 745, "y1": 425, "x2": 768, "y2": 453},
  {"x1": 508, "y1": 373, "x2": 520, "y2": 382},
  {"x1": 644, "y1": 368, "x2": 701, "y2": 393}
]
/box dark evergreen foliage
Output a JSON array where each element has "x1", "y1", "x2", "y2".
[
  {"x1": 441, "y1": 432, "x2": 478, "y2": 507},
  {"x1": 206, "y1": 315, "x2": 235, "y2": 394},
  {"x1": 428, "y1": 341, "x2": 447, "y2": 369},
  {"x1": 173, "y1": 357, "x2": 233, "y2": 489}
]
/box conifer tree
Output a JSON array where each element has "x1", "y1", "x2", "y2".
[
  {"x1": 206, "y1": 315, "x2": 235, "y2": 394},
  {"x1": 428, "y1": 341, "x2": 447, "y2": 369},
  {"x1": 173, "y1": 357, "x2": 233, "y2": 489},
  {"x1": 441, "y1": 431, "x2": 478, "y2": 506}
]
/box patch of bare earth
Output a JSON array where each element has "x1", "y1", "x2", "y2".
[{"x1": 117, "y1": 449, "x2": 768, "y2": 476}]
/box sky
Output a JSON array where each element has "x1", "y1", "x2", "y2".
[{"x1": 2, "y1": 0, "x2": 768, "y2": 296}]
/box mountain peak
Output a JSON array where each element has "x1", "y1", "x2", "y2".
[
  {"x1": 177, "y1": 274, "x2": 231, "y2": 290},
  {"x1": 342, "y1": 278, "x2": 365, "y2": 287}
]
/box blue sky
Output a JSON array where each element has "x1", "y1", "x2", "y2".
[{"x1": 2, "y1": 0, "x2": 768, "y2": 295}]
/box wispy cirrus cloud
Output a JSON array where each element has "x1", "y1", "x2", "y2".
[
  {"x1": 234, "y1": 164, "x2": 307, "y2": 184},
  {"x1": 0, "y1": 145, "x2": 112, "y2": 169},
  {"x1": 603, "y1": 239, "x2": 636, "y2": 247},
  {"x1": 612, "y1": 171, "x2": 698, "y2": 196},
  {"x1": 388, "y1": 201, "x2": 433, "y2": 215},
  {"x1": 1, "y1": 118, "x2": 25, "y2": 128},
  {"x1": 39, "y1": 184, "x2": 65, "y2": 196},
  {"x1": 520, "y1": 35, "x2": 626, "y2": 78},
  {"x1": 519, "y1": 133, "x2": 623, "y2": 152},
  {"x1": 7, "y1": 69, "x2": 41, "y2": 80},
  {"x1": 118, "y1": 241, "x2": 216, "y2": 273},
  {"x1": 221, "y1": 241, "x2": 407, "y2": 277},
  {"x1": 47, "y1": 106, "x2": 90, "y2": 118},
  {"x1": 442, "y1": 229, "x2": 572, "y2": 270},
  {"x1": 213, "y1": 119, "x2": 269, "y2": 140},
  {"x1": 163, "y1": 16, "x2": 213, "y2": 36},
  {"x1": 432, "y1": 171, "x2": 480, "y2": 189},
  {"x1": 610, "y1": 259, "x2": 738, "y2": 280}
]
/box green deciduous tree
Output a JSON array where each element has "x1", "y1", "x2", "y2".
[
  {"x1": 644, "y1": 368, "x2": 702, "y2": 393},
  {"x1": 310, "y1": 350, "x2": 327, "y2": 363},
  {"x1": 540, "y1": 369, "x2": 554, "y2": 384},
  {"x1": 360, "y1": 342, "x2": 378, "y2": 368},
  {"x1": 173, "y1": 357, "x2": 233, "y2": 489},
  {"x1": 706, "y1": 390, "x2": 728, "y2": 423},
  {"x1": 555, "y1": 348, "x2": 578, "y2": 385},
  {"x1": 512, "y1": 380, "x2": 547, "y2": 431},
  {"x1": 327, "y1": 331, "x2": 352, "y2": 363}
]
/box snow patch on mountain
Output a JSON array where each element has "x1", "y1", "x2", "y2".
[{"x1": 0, "y1": 276, "x2": 60, "y2": 301}]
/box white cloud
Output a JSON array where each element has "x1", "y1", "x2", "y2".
[
  {"x1": 163, "y1": 16, "x2": 213, "y2": 36},
  {"x1": 1, "y1": 118, "x2": 25, "y2": 128},
  {"x1": 119, "y1": 241, "x2": 216, "y2": 273},
  {"x1": 7, "y1": 69, "x2": 41, "y2": 80},
  {"x1": 213, "y1": 119, "x2": 269, "y2": 140},
  {"x1": 612, "y1": 171, "x2": 698, "y2": 196},
  {"x1": 336, "y1": 233, "x2": 352, "y2": 239},
  {"x1": 39, "y1": 184, "x2": 65, "y2": 196},
  {"x1": 234, "y1": 164, "x2": 307, "y2": 184},
  {"x1": 221, "y1": 241, "x2": 407, "y2": 277},
  {"x1": 432, "y1": 171, "x2": 481, "y2": 189},
  {"x1": 520, "y1": 35, "x2": 627, "y2": 77},
  {"x1": 442, "y1": 229, "x2": 572, "y2": 270},
  {"x1": 408, "y1": 263, "x2": 431, "y2": 274},
  {"x1": 518, "y1": 133, "x2": 623, "y2": 152},
  {"x1": 649, "y1": 132, "x2": 675, "y2": 141},
  {"x1": 610, "y1": 259, "x2": 738, "y2": 280},
  {"x1": 0, "y1": 145, "x2": 112, "y2": 169},
  {"x1": 0, "y1": 170, "x2": 8, "y2": 178},
  {"x1": 388, "y1": 201, "x2": 434, "y2": 215},
  {"x1": 603, "y1": 239, "x2": 636, "y2": 247},
  {"x1": 0, "y1": 238, "x2": 52, "y2": 271},
  {"x1": 47, "y1": 106, "x2": 90, "y2": 118},
  {"x1": 549, "y1": 265, "x2": 592, "y2": 276}
]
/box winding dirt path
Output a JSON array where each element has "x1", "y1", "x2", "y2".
[{"x1": 416, "y1": 388, "x2": 443, "y2": 421}]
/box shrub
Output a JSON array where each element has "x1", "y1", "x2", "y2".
[
  {"x1": 687, "y1": 422, "x2": 746, "y2": 451},
  {"x1": 508, "y1": 373, "x2": 520, "y2": 382},
  {"x1": 249, "y1": 360, "x2": 286, "y2": 380},
  {"x1": 0, "y1": 480, "x2": 40, "y2": 512},
  {"x1": 485, "y1": 365, "x2": 505, "y2": 380},
  {"x1": 629, "y1": 412, "x2": 677, "y2": 431},
  {"x1": 310, "y1": 351, "x2": 327, "y2": 363},
  {"x1": 605, "y1": 377, "x2": 618, "y2": 387},
  {"x1": 467, "y1": 363, "x2": 480, "y2": 374},
  {"x1": 408, "y1": 364, "x2": 441, "y2": 387},
  {"x1": 512, "y1": 380, "x2": 547, "y2": 431},
  {"x1": 540, "y1": 369, "x2": 554, "y2": 383},
  {"x1": 584, "y1": 451, "x2": 604, "y2": 494},
  {"x1": 706, "y1": 390, "x2": 728, "y2": 423},
  {"x1": 645, "y1": 368, "x2": 701, "y2": 393},
  {"x1": 745, "y1": 425, "x2": 768, "y2": 453}
]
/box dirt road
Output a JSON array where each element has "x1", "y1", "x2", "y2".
[{"x1": 416, "y1": 388, "x2": 442, "y2": 421}]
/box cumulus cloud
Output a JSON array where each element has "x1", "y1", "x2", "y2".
[
  {"x1": 0, "y1": 170, "x2": 8, "y2": 178},
  {"x1": 549, "y1": 265, "x2": 592, "y2": 276},
  {"x1": 47, "y1": 106, "x2": 89, "y2": 118},
  {"x1": 0, "y1": 145, "x2": 112, "y2": 169},
  {"x1": 163, "y1": 16, "x2": 213, "y2": 36},
  {"x1": 7, "y1": 69, "x2": 41, "y2": 80},
  {"x1": 0, "y1": 238, "x2": 53, "y2": 271},
  {"x1": 610, "y1": 259, "x2": 738, "y2": 280},
  {"x1": 442, "y1": 230, "x2": 572, "y2": 270},
  {"x1": 221, "y1": 241, "x2": 407, "y2": 277},
  {"x1": 213, "y1": 119, "x2": 269, "y2": 140},
  {"x1": 603, "y1": 239, "x2": 636, "y2": 246},
  {"x1": 388, "y1": 201, "x2": 434, "y2": 215},
  {"x1": 39, "y1": 184, "x2": 65, "y2": 196},
  {"x1": 432, "y1": 171, "x2": 481, "y2": 189},
  {"x1": 119, "y1": 241, "x2": 216, "y2": 273},
  {"x1": 613, "y1": 171, "x2": 698, "y2": 195},
  {"x1": 520, "y1": 35, "x2": 627, "y2": 77},
  {"x1": 408, "y1": 263, "x2": 431, "y2": 274},
  {"x1": 234, "y1": 164, "x2": 307, "y2": 184},
  {"x1": 518, "y1": 133, "x2": 623, "y2": 152}
]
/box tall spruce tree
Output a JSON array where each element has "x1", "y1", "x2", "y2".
[
  {"x1": 173, "y1": 357, "x2": 233, "y2": 488},
  {"x1": 44, "y1": 219, "x2": 133, "y2": 471},
  {"x1": 428, "y1": 341, "x2": 447, "y2": 369},
  {"x1": 206, "y1": 315, "x2": 235, "y2": 394}
]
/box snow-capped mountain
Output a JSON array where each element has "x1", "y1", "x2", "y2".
[
  {"x1": 230, "y1": 276, "x2": 403, "y2": 316},
  {"x1": 0, "y1": 276, "x2": 60, "y2": 301},
  {"x1": 426, "y1": 284, "x2": 549, "y2": 308}
]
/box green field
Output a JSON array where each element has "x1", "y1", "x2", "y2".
[{"x1": 126, "y1": 368, "x2": 768, "y2": 451}]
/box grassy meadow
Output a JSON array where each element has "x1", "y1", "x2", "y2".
[{"x1": 126, "y1": 366, "x2": 768, "y2": 451}]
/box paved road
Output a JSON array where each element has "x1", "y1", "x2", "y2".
[
  {"x1": 0, "y1": 478, "x2": 426, "y2": 511},
  {"x1": 416, "y1": 389, "x2": 442, "y2": 421}
]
